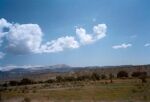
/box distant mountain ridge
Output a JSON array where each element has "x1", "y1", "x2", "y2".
[
  {"x1": 0, "y1": 64, "x2": 73, "y2": 82},
  {"x1": 0, "y1": 64, "x2": 71, "y2": 72},
  {"x1": 0, "y1": 64, "x2": 150, "y2": 83}
]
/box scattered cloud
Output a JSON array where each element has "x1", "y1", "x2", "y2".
[
  {"x1": 39, "y1": 36, "x2": 79, "y2": 53},
  {"x1": 0, "y1": 18, "x2": 107, "y2": 59},
  {"x1": 76, "y1": 24, "x2": 107, "y2": 44},
  {"x1": 76, "y1": 28, "x2": 94, "y2": 44},
  {"x1": 112, "y1": 43, "x2": 132, "y2": 49},
  {"x1": 93, "y1": 24, "x2": 107, "y2": 40},
  {"x1": 144, "y1": 43, "x2": 150, "y2": 47}
]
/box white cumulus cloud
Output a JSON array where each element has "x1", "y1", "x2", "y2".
[
  {"x1": 39, "y1": 36, "x2": 79, "y2": 53},
  {"x1": 0, "y1": 18, "x2": 107, "y2": 59},
  {"x1": 112, "y1": 43, "x2": 132, "y2": 49},
  {"x1": 0, "y1": 18, "x2": 11, "y2": 31},
  {"x1": 6, "y1": 23, "x2": 43, "y2": 54},
  {"x1": 76, "y1": 28, "x2": 94, "y2": 44},
  {"x1": 76, "y1": 24, "x2": 107, "y2": 44},
  {"x1": 93, "y1": 24, "x2": 107, "y2": 40},
  {"x1": 0, "y1": 18, "x2": 12, "y2": 46}
]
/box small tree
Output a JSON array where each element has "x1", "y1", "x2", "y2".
[
  {"x1": 20, "y1": 78, "x2": 34, "y2": 85},
  {"x1": 64, "y1": 76, "x2": 76, "y2": 82},
  {"x1": 139, "y1": 74, "x2": 147, "y2": 83},
  {"x1": 45, "y1": 79, "x2": 55, "y2": 83},
  {"x1": 2, "y1": 82, "x2": 8, "y2": 88},
  {"x1": 91, "y1": 72, "x2": 100, "y2": 81},
  {"x1": 132, "y1": 71, "x2": 147, "y2": 78},
  {"x1": 76, "y1": 75, "x2": 91, "y2": 81},
  {"x1": 56, "y1": 76, "x2": 64, "y2": 82},
  {"x1": 109, "y1": 73, "x2": 114, "y2": 83},
  {"x1": 117, "y1": 71, "x2": 128, "y2": 78},
  {"x1": 131, "y1": 71, "x2": 147, "y2": 83},
  {"x1": 76, "y1": 76, "x2": 84, "y2": 81},
  {"x1": 9, "y1": 80, "x2": 19, "y2": 86},
  {"x1": 101, "y1": 74, "x2": 107, "y2": 79}
]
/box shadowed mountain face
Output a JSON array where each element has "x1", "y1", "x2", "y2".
[{"x1": 0, "y1": 64, "x2": 150, "y2": 82}]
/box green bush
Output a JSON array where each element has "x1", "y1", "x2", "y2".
[
  {"x1": 132, "y1": 71, "x2": 147, "y2": 78},
  {"x1": 101, "y1": 74, "x2": 107, "y2": 79},
  {"x1": 45, "y1": 79, "x2": 55, "y2": 83},
  {"x1": 117, "y1": 71, "x2": 128, "y2": 78},
  {"x1": 9, "y1": 80, "x2": 19, "y2": 86},
  {"x1": 91, "y1": 72, "x2": 100, "y2": 81},
  {"x1": 56, "y1": 76, "x2": 64, "y2": 82},
  {"x1": 19, "y1": 78, "x2": 34, "y2": 85}
]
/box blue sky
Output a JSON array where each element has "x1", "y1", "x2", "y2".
[{"x1": 0, "y1": 0, "x2": 150, "y2": 67}]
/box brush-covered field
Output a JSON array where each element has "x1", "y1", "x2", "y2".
[{"x1": 1, "y1": 78, "x2": 150, "y2": 102}]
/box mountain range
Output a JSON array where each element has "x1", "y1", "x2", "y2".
[{"x1": 0, "y1": 64, "x2": 150, "y2": 83}]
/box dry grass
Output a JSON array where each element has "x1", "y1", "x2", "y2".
[{"x1": 1, "y1": 78, "x2": 150, "y2": 102}]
